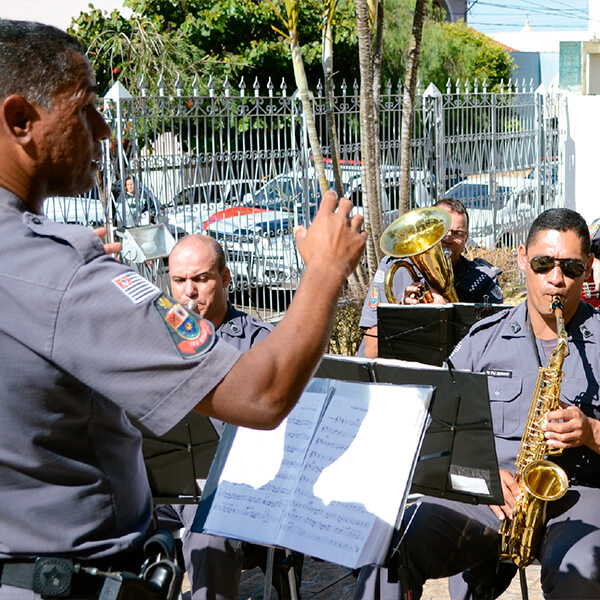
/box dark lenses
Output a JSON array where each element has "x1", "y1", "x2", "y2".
[{"x1": 529, "y1": 256, "x2": 586, "y2": 279}]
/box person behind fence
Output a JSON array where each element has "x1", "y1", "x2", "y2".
[
  {"x1": 0, "y1": 20, "x2": 366, "y2": 599},
  {"x1": 157, "y1": 234, "x2": 303, "y2": 600},
  {"x1": 357, "y1": 198, "x2": 504, "y2": 358},
  {"x1": 114, "y1": 173, "x2": 159, "y2": 229},
  {"x1": 354, "y1": 207, "x2": 600, "y2": 600}
]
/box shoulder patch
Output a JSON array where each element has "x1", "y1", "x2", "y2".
[
  {"x1": 154, "y1": 294, "x2": 215, "y2": 358},
  {"x1": 367, "y1": 285, "x2": 380, "y2": 310},
  {"x1": 373, "y1": 269, "x2": 385, "y2": 284},
  {"x1": 113, "y1": 271, "x2": 161, "y2": 304},
  {"x1": 490, "y1": 284, "x2": 503, "y2": 301}
]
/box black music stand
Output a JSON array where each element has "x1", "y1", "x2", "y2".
[
  {"x1": 315, "y1": 354, "x2": 503, "y2": 599},
  {"x1": 134, "y1": 414, "x2": 220, "y2": 504},
  {"x1": 377, "y1": 302, "x2": 511, "y2": 366},
  {"x1": 315, "y1": 354, "x2": 503, "y2": 506}
]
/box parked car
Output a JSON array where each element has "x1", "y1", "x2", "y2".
[
  {"x1": 44, "y1": 187, "x2": 107, "y2": 228},
  {"x1": 444, "y1": 173, "x2": 538, "y2": 248},
  {"x1": 205, "y1": 165, "x2": 434, "y2": 290},
  {"x1": 166, "y1": 180, "x2": 255, "y2": 236}
]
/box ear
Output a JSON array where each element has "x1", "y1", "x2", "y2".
[
  {"x1": 222, "y1": 267, "x2": 232, "y2": 289},
  {"x1": 517, "y1": 243, "x2": 528, "y2": 273},
  {"x1": 585, "y1": 254, "x2": 595, "y2": 280},
  {"x1": 1, "y1": 95, "x2": 36, "y2": 143}
]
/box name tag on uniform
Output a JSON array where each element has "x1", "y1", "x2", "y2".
[{"x1": 485, "y1": 369, "x2": 512, "y2": 378}]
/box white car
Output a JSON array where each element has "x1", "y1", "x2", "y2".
[
  {"x1": 44, "y1": 189, "x2": 107, "y2": 228},
  {"x1": 445, "y1": 173, "x2": 538, "y2": 248}
]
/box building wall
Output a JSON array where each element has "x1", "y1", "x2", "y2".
[{"x1": 562, "y1": 95, "x2": 600, "y2": 223}]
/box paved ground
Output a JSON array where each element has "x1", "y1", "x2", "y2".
[{"x1": 182, "y1": 556, "x2": 543, "y2": 599}]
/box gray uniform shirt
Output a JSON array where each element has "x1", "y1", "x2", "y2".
[
  {"x1": 218, "y1": 304, "x2": 273, "y2": 352},
  {"x1": 359, "y1": 254, "x2": 504, "y2": 330},
  {"x1": 0, "y1": 189, "x2": 241, "y2": 559},
  {"x1": 448, "y1": 301, "x2": 600, "y2": 484}
]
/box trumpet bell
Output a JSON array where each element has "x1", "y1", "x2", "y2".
[
  {"x1": 380, "y1": 207, "x2": 451, "y2": 258},
  {"x1": 380, "y1": 207, "x2": 458, "y2": 303}
]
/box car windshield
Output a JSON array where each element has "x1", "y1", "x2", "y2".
[{"x1": 445, "y1": 183, "x2": 512, "y2": 209}]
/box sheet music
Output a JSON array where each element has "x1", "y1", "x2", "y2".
[{"x1": 198, "y1": 378, "x2": 432, "y2": 568}]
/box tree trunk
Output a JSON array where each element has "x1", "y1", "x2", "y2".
[
  {"x1": 355, "y1": 0, "x2": 384, "y2": 285},
  {"x1": 399, "y1": 0, "x2": 426, "y2": 214},
  {"x1": 321, "y1": 1, "x2": 344, "y2": 198}
]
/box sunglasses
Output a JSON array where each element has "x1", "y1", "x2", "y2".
[{"x1": 529, "y1": 256, "x2": 586, "y2": 279}]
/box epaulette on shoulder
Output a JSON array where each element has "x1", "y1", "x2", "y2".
[
  {"x1": 472, "y1": 256, "x2": 502, "y2": 276},
  {"x1": 468, "y1": 307, "x2": 511, "y2": 336},
  {"x1": 26, "y1": 214, "x2": 104, "y2": 263}
]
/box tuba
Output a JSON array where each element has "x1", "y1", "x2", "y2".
[
  {"x1": 380, "y1": 207, "x2": 459, "y2": 304},
  {"x1": 499, "y1": 295, "x2": 570, "y2": 569}
]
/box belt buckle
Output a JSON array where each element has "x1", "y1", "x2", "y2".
[{"x1": 32, "y1": 557, "x2": 74, "y2": 598}]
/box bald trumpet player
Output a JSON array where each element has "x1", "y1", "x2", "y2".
[{"x1": 357, "y1": 198, "x2": 504, "y2": 358}]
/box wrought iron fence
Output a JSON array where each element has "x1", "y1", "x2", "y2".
[{"x1": 44, "y1": 78, "x2": 564, "y2": 320}]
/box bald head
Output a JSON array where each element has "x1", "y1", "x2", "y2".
[{"x1": 169, "y1": 234, "x2": 231, "y2": 327}]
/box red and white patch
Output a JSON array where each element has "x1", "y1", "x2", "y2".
[{"x1": 113, "y1": 271, "x2": 160, "y2": 304}]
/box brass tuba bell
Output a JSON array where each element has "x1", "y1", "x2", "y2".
[{"x1": 380, "y1": 207, "x2": 459, "y2": 304}]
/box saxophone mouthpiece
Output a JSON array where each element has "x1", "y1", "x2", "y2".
[
  {"x1": 550, "y1": 295, "x2": 563, "y2": 311},
  {"x1": 187, "y1": 300, "x2": 197, "y2": 311}
]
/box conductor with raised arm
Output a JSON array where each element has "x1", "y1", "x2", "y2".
[{"x1": 0, "y1": 20, "x2": 366, "y2": 599}]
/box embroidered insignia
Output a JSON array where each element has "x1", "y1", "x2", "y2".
[
  {"x1": 590, "y1": 222, "x2": 600, "y2": 238},
  {"x1": 154, "y1": 294, "x2": 215, "y2": 357},
  {"x1": 448, "y1": 340, "x2": 462, "y2": 361},
  {"x1": 510, "y1": 321, "x2": 521, "y2": 333},
  {"x1": 367, "y1": 286, "x2": 380, "y2": 310},
  {"x1": 113, "y1": 271, "x2": 161, "y2": 304},
  {"x1": 580, "y1": 324, "x2": 592, "y2": 338},
  {"x1": 491, "y1": 285, "x2": 503, "y2": 300},
  {"x1": 373, "y1": 269, "x2": 385, "y2": 284},
  {"x1": 228, "y1": 321, "x2": 241, "y2": 335}
]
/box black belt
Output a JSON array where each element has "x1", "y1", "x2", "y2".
[{"x1": 0, "y1": 551, "x2": 144, "y2": 598}]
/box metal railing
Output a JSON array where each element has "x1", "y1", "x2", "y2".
[{"x1": 45, "y1": 78, "x2": 564, "y2": 319}]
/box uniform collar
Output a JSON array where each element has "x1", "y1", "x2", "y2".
[
  {"x1": 218, "y1": 303, "x2": 244, "y2": 337},
  {"x1": 0, "y1": 187, "x2": 31, "y2": 214},
  {"x1": 505, "y1": 300, "x2": 597, "y2": 343}
]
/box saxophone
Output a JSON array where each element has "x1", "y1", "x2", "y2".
[{"x1": 498, "y1": 295, "x2": 570, "y2": 569}]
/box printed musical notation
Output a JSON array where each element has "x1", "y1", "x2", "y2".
[{"x1": 193, "y1": 378, "x2": 432, "y2": 568}]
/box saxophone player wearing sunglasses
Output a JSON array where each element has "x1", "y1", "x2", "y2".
[{"x1": 355, "y1": 208, "x2": 600, "y2": 600}]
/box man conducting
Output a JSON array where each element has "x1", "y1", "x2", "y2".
[
  {"x1": 0, "y1": 20, "x2": 366, "y2": 599},
  {"x1": 160, "y1": 234, "x2": 302, "y2": 600},
  {"x1": 354, "y1": 208, "x2": 600, "y2": 599},
  {"x1": 358, "y1": 198, "x2": 504, "y2": 358}
]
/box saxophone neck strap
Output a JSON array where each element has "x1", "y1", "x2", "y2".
[{"x1": 526, "y1": 310, "x2": 544, "y2": 368}]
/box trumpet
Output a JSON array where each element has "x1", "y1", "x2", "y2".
[{"x1": 380, "y1": 207, "x2": 459, "y2": 304}]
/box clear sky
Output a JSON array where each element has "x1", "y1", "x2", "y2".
[
  {"x1": 467, "y1": 0, "x2": 590, "y2": 34},
  {"x1": 0, "y1": 0, "x2": 130, "y2": 31}
]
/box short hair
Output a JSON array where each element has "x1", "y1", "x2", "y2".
[
  {"x1": 435, "y1": 197, "x2": 469, "y2": 229},
  {"x1": 0, "y1": 21, "x2": 85, "y2": 111},
  {"x1": 526, "y1": 208, "x2": 591, "y2": 256},
  {"x1": 170, "y1": 234, "x2": 227, "y2": 272}
]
